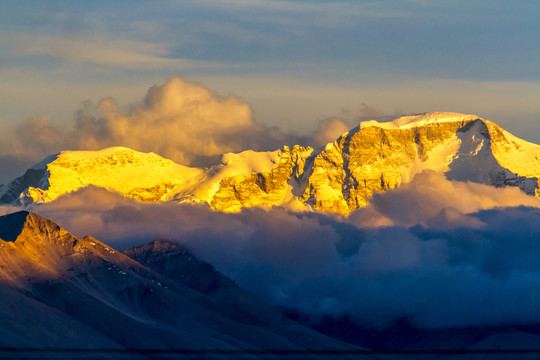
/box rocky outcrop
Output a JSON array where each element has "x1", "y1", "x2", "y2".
[
  {"x1": 210, "y1": 145, "x2": 313, "y2": 212},
  {"x1": 296, "y1": 116, "x2": 540, "y2": 213}
]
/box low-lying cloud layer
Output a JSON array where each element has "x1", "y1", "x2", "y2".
[
  {"x1": 350, "y1": 171, "x2": 540, "y2": 228},
  {"x1": 29, "y1": 172, "x2": 540, "y2": 330}
]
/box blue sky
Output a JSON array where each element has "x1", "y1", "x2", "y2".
[{"x1": 1, "y1": 0, "x2": 540, "y2": 142}]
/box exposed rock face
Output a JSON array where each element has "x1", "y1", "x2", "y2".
[
  {"x1": 209, "y1": 113, "x2": 540, "y2": 214},
  {"x1": 299, "y1": 116, "x2": 540, "y2": 213},
  {"x1": 1, "y1": 112, "x2": 539, "y2": 214},
  {"x1": 210, "y1": 145, "x2": 313, "y2": 212}
]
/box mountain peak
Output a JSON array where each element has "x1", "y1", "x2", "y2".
[
  {"x1": 360, "y1": 112, "x2": 481, "y2": 130},
  {"x1": 30, "y1": 147, "x2": 142, "y2": 170},
  {"x1": 0, "y1": 210, "x2": 63, "y2": 243},
  {"x1": 6, "y1": 146, "x2": 204, "y2": 206},
  {"x1": 0, "y1": 211, "x2": 31, "y2": 242}
]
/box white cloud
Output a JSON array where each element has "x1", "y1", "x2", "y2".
[
  {"x1": 5, "y1": 77, "x2": 305, "y2": 168},
  {"x1": 312, "y1": 117, "x2": 351, "y2": 147},
  {"x1": 350, "y1": 171, "x2": 540, "y2": 228}
]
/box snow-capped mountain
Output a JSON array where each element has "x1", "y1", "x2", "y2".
[
  {"x1": 0, "y1": 211, "x2": 357, "y2": 356},
  {"x1": 302, "y1": 112, "x2": 540, "y2": 213},
  {"x1": 1, "y1": 112, "x2": 539, "y2": 214},
  {"x1": 0, "y1": 147, "x2": 204, "y2": 205}
]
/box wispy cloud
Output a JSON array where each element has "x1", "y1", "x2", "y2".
[{"x1": 0, "y1": 33, "x2": 228, "y2": 70}]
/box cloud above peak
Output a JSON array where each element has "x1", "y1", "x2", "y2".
[
  {"x1": 72, "y1": 76, "x2": 261, "y2": 165},
  {"x1": 6, "y1": 77, "x2": 312, "y2": 170},
  {"x1": 312, "y1": 117, "x2": 351, "y2": 147}
]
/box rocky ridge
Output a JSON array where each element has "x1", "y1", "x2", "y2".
[{"x1": 0, "y1": 211, "x2": 357, "y2": 355}]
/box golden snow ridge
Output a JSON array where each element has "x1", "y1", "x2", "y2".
[{"x1": 3, "y1": 113, "x2": 540, "y2": 214}]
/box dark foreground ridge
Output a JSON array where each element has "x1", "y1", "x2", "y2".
[
  {"x1": 0, "y1": 212, "x2": 359, "y2": 359},
  {"x1": 0, "y1": 210, "x2": 30, "y2": 242}
]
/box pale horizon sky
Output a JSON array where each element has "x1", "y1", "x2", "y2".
[{"x1": 1, "y1": 0, "x2": 539, "y2": 144}]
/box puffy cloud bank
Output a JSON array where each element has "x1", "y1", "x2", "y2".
[
  {"x1": 33, "y1": 172, "x2": 540, "y2": 330},
  {"x1": 8, "y1": 77, "x2": 306, "y2": 168},
  {"x1": 350, "y1": 171, "x2": 540, "y2": 228}
]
